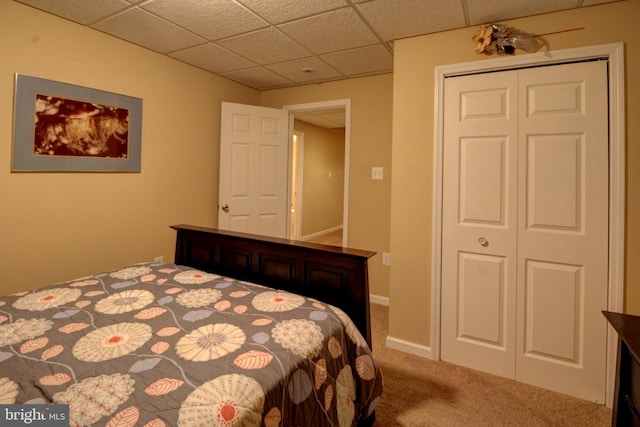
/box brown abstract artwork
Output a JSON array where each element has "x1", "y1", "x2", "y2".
[
  {"x1": 13, "y1": 74, "x2": 142, "y2": 172},
  {"x1": 34, "y1": 95, "x2": 130, "y2": 158}
]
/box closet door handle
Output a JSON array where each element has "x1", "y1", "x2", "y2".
[
  {"x1": 221, "y1": 203, "x2": 230, "y2": 213},
  {"x1": 478, "y1": 237, "x2": 489, "y2": 247}
]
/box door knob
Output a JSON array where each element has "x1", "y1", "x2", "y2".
[
  {"x1": 478, "y1": 237, "x2": 489, "y2": 247},
  {"x1": 221, "y1": 203, "x2": 229, "y2": 213}
]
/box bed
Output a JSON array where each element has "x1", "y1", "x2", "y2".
[{"x1": 0, "y1": 224, "x2": 383, "y2": 426}]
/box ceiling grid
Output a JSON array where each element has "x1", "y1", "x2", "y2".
[{"x1": 15, "y1": 0, "x2": 621, "y2": 90}]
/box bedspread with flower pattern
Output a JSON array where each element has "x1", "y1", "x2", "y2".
[{"x1": 0, "y1": 263, "x2": 383, "y2": 426}]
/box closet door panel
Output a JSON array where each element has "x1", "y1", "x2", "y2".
[
  {"x1": 441, "y1": 70, "x2": 518, "y2": 379},
  {"x1": 516, "y1": 60, "x2": 609, "y2": 403}
]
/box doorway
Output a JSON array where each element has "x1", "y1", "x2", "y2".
[
  {"x1": 284, "y1": 100, "x2": 351, "y2": 247},
  {"x1": 217, "y1": 100, "x2": 349, "y2": 244},
  {"x1": 290, "y1": 131, "x2": 303, "y2": 240}
]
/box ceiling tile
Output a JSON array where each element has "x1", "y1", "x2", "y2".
[
  {"x1": 582, "y1": 0, "x2": 621, "y2": 5},
  {"x1": 91, "y1": 7, "x2": 205, "y2": 53},
  {"x1": 278, "y1": 8, "x2": 380, "y2": 54},
  {"x1": 295, "y1": 108, "x2": 346, "y2": 128},
  {"x1": 15, "y1": 0, "x2": 624, "y2": 91},
  {"x1": 217, "y1": 27, "x2": 311, "y2": 64},
  {"x1": 320, "y1": 44, "x2": 393, "y2": 76},
  {"x1": 169, "y1": 43, "x2": 256, "y2": 74},
  {"x1": 467, "y1": 0, "x2": 578, "y2": 25},
  {"x1": 237, "y1": 0, "x2": 347, "y2": 24},
  {"x1": 357, "y1": 0, "x2": 467, "y2": 41},
  {"x1": 266, "y1": 57, "x2": 342, "y2": 83},
  {"x1": 140, "y1": 0, "x2": 268, "y2": 41},
  {"x1": 220, "y1": 67, "x2": 294, "y2": 90},
  {"x1": 15, "y1": 0, "x2": 131, "y2": 25}
]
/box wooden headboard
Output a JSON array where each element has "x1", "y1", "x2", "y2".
[{"x1": 171, "y1": 224, "x2": 376, "y2": 347}]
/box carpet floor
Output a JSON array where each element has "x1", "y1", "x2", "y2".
[{"x1": 369, "y1": 304, "x2": 612, "y2": 426}]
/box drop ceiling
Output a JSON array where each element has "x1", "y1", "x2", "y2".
[{"x1": 15, "y1": 0, "x2": 619, "y2": 91}]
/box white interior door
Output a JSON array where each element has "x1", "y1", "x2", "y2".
[
  {"x1": 441, "y1": 69, "x2": 519, "y2": 378},
  {"x1": 441, "y1": 60, "x2": 609, "y2": 403},
  {"x1": 515, "y1": 61, "x2": 609, "y2": 402},
  {"x1": 219, "y1": 102, "x2": 289, "y2": 238}
]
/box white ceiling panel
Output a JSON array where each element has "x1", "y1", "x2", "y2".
[
  {"x1": 221, "y1": 67, "x2": 294, "y2": 90},
  {"x1": 169, "y1": 43, "x2": 256, "y2": 74},
  {"x1": 266, "y1": 57, "x2": 342, "y2": 84},
  {"x1": 91, "y1": 8, "x2": 205, "y2": 53},
  {"x1": 357, "y1": 0, "x2": 467, "y2": 41},
  {"x1": 295, "y1": 108, "x2": 346, "y2": 129},
  {"x1": 14, "y1": 0, "x2": 624, "y2": 90},
  {"x1": 217, "y1": 27, "x2": 311, "y2": 65},
  {"x1": 582, "y1": 0, "x2": 620, "y2": 4},
  {"x1": 15, "y1": 0, "x2": 131, "y2": 25},
  {"x1": 467, "y1": 0, "x2": 580, "y2": 25},
  {"x1": 237, "y1": 0, "x2": 347, "y2": 24},
  {"x1": 277, "y1": 8, "x2": 380, "y2": 54},
  {"x1": 140, "y1": 0, "x2": 268, "y2": 41},
  {"x1": 321, "y1": 45, "x2": 393, "y2": 76}
]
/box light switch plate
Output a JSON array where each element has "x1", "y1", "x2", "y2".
[{"x1": 372, "y1": 167, "x2": 383, "y2": 180}]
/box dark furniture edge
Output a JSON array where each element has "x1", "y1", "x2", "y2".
[
  {"x1": 171, "y1": 224, "x2": 376, "y2": 347},
  {"x1": 172, "y1": 224, "x2": 376, "y2": 258},
  {"x1": 603, "y1": 310, "x2": 640, "y2": 426}
]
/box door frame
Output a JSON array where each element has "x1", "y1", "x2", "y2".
[
  {"x1": 290, "y1": 130, "x2": 304, "y2": 240},
  {"x1": 431, "y1": 43, "x2": 625, "y2": 407},
  {"x1": 284, "y1": 99, "x2": 351, "y2": 247}
]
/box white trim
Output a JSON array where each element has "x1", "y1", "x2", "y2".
[
  {"x1": 370, "y1": 294, "x2": 389, "y2": 306},
  {"x1": 290, "y1": 130, "x2": 304, "y2": 240},
  {"x1": 432, "y1": 43, "x2": 625, "y2": 408},
  {"x1": 284, "y1": 99, "x2": 351, "y2": 247},
  {"x1": 386, "y1": 336, "x2": 432, "y2": 359},
  {"x1": 299, "y1": 225, "x2": 343, "y2": 242},
  {"x1": 604, "y1": 42, "x2": 626, "y2": 409}
]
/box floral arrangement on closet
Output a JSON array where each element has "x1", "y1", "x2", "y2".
[
  {"x1": 472, "y1": 24, "x2": 584, "y2": 55},
  {"x1": 472, "y1": 24, "x2": 541, "y2": 55}
]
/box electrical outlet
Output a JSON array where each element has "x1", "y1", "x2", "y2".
[
  {"x1": 154, "y1": 256, "x2": 164, "y2": 263},
  {"x1": 382, "y1": 252, "x2": 391, "y2": 266}
]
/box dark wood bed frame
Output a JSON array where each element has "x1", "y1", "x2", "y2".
[{"x1": 171, "y1": 224, "x2": 376, "y2": 347}]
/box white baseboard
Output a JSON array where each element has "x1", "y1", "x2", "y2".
[
  {"x1": 386, "y1": 336, "x2": 432, "y2": 359},
  {"x1": 370, "y1": 296, "x2": 432, "y2": 359},
  {"x1": 299, "y1": 225, "x2": 343, "y2": 241},
  {"x1": 369, "y1": 294, "x2": 389, "y2": 306}
]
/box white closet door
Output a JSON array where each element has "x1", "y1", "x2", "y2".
[
  {"x1": 515, "y1": 61, "x2": 609, "y2": 403},
  {"x1": 441, "y1": 60, "x2": 609, "y2": 403},
  {"x1": 441, "y1": 69, "x2": 519, "y2": 378}
]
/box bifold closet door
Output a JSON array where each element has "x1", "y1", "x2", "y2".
[
  {"x1": 441, "y1": 69, "x2": 519, "y2": 379},
  {"x1": 514, "y1": 61, "x2": 608, "y2": 403},
  {"x1": 441, "y1": 60, "x2": 609, "y2": 403}
]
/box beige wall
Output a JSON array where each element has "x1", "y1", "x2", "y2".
[
  {"x1": 2, "y1": 2, "x2": 393, "y2": 301},
  {"x1": 390, "y1": 0, "x2": 640, "y2": 347},
  {"x1": 261, "y1": 75, "x2": 393, "y2": 298},
  {"x1": 1, "y1": 1, "x2": 259, "y2": 294},
  {"x1": 293, "y1": 120, "x2": 344, "y2": 237}
]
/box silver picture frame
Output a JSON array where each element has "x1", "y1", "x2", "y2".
[{"x1": 12, "y1": 74, "x2": 142, "y2": 172}]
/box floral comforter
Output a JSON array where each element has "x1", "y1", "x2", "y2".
[{"x1": 0, "y1": 262, "x2": 383, "y2": 426}]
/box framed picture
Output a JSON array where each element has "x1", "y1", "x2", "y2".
[{"x1": 12, "y1": 74, "x2": 142, "y2": 172}]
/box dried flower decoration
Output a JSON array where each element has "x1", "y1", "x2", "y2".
[
  {"x1": 472, "y1": 24, "x2": 493, "y2": 54},
  {"x1": 472, "y1": 24, "x2": 584, "y2": 55}
]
